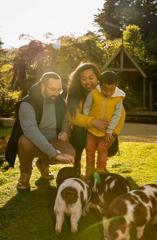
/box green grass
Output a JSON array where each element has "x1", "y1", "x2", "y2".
[
  {"x1": 107, "y1": 142, "x2": 157, "y2": 186},
  {"x1": 0, "y1": 128, "x2": 12, "y2": 138},
  {"x1": 0, "y1": 142, "x2": 157, "y2": 240}
]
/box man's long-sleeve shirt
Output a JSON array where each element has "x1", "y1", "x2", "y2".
[{"x1": 19, "y1": 98, "x2": 68, "y2": 159}]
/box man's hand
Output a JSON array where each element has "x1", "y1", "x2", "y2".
[
  {"x1": 105, "y1": 132, "x2": 113, "y2": 144},
  {"x1": 58, "y1": 132, "x2": 68, "y2": 141},
  {"x1": 54, "y1": 153, "x2": 74, "y2": 164},
  {"x1": 92, "y1": 119, "x2": 108, "y2": 131}
]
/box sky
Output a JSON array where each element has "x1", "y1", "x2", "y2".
[{"x1": 0, "y1": 0, "x2": 104, "y2": 49}]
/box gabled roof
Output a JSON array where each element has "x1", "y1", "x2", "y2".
[{"x1": 103, "y1": 45, "x2": 147, "y2": 78}]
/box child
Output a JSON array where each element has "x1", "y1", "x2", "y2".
[{"x1": 83, "y1": 71, "x2": 125, "y2": 177}]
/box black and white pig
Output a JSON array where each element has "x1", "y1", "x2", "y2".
[
  {"x1": 88, "y1": 172, "x2": 131, "y2": 214},
  {"x1": 103, "y1": 184, "x2": 157, "y2": 240},
  {"x1": 54, "y1": 177, "x2": 91, "y2": 234}
]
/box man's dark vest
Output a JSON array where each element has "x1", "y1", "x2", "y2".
[{"x1": 5, "y1": 82, "x2": 66, "y2": 168}]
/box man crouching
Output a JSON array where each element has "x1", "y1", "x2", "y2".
[{"x1": 5, "y1": 72, "x2": 75, "y2": 189}]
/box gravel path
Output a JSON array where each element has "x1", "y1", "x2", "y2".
[{"x1": 120, "y1": 123, "x2": 157, "y2": 143}]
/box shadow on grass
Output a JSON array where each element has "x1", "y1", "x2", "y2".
[
  {"x1": 142, "y1": 222, "x2": 157, "y2": 240},
  {"x1": 0, "y1": 178, "x2": 103, "y2": 240},
  {"x1": 0, "y1": 176, "x2": 157, "y2": 240},
  {"x1": 125, "y1": 176, "x2": 139, "y2": 189}
]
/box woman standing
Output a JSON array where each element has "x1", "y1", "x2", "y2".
[{"x1": 67, "y1": 63, "x2": 108, "y2": 175}]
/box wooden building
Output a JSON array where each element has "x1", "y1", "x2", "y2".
[{"x1": 102, "y1": 45, "x2": 157, "y2": 122}]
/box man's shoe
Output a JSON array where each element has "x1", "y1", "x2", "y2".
[
  {"x1": 17, "y1": 173, "x2": 30, "y2": 190},
  {"x1": 36, "y1": 159, "x2": 54, "y2": 179}
]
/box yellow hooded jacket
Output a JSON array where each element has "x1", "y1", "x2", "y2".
[
  {"x1": 85, "y1": 87, "x2": 126, "y2": 136},
  {"x1": 70, "y1": 87, "x2": 125, "y2": 136}
]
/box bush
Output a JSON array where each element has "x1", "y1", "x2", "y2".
[
  {"x1": 0, "y1": 90, "x2": 21, "y2": 117},
  {"x1": 0, "y1": 63, "x2": 21, "y2": 117}
]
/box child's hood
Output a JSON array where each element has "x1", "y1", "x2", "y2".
[
  {"x1": 96, "y1": 85, "x2": 126, "y2": 98},
  {"x1": 111, "y1": 87, "x2": 126, "y2": 98}
]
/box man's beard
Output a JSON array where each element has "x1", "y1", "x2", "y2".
[
  {"x1": 48, "y1": 95, "x2": 56, "y2": 100},
  {"x1": 43, "y1": 91, "x2": 57, "y2": 101},
  {"x1": 44, "y1": 95, "x2": 56, "y2": 102}
]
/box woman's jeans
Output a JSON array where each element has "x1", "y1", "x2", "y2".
[{"x1": 70, "y1": 126, "x2": 87, "y2": 175}]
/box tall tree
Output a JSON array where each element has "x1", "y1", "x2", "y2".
[
  {"x1": 94, "y1": 0, "x2": 157, "y2": 44},
  {"x1": 123, "y1": 25, "x2": 146, "y2": 64},
  {"x1": 11, "y1": 39, "x2": 57, "y2": 95},
  {"x1": 94, "y1": 0, "x2": 133, "y2": 39}
]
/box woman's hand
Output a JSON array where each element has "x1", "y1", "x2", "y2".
[{"x1": 92, "y1": 119, "x2": 108, "y2": 131}]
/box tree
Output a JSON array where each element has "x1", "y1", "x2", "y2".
[
  {"x1": 123, "y1": 25, "x2": 146, "y2": 64},
  {"x1": 53, "y1": 33, "x2": 105, "y2": 92},
  {"x1": 11, "y1": 39, "x2": 57, "y2": 95},
  {"x1": 54, "y1": 35, "x2": 86, "y2": 80},
  {"x1": 0, "y1": 40, "x2": 20, "y2": 117},
  {"x1": 74, "y1": 32, "x2": 105, "y2": 67},
  {"x1": 134, "y1": 0, "x2": 157, "y2": 39},
  {"x1": 94, "y1": 0, "x2": 133, "y2": 39},
  {"x1": 94, "y1": 0, "x2": 157, "y2": 46}
]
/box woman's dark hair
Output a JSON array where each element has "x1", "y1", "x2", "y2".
[{"x1": 67, "y1": 62, "x2": 100, "y2": 116}]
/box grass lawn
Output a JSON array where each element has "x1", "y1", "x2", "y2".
[
  {"x1": 0, "y1": 128, "x2": 12, "y2": 139},
  {"x1": 0, "y1": 142, "x2": 157, "y2": 240}
]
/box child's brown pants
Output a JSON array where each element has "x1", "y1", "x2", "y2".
[{"x1": 85, "y1": 132, "x2": 109, "y2": 176}]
